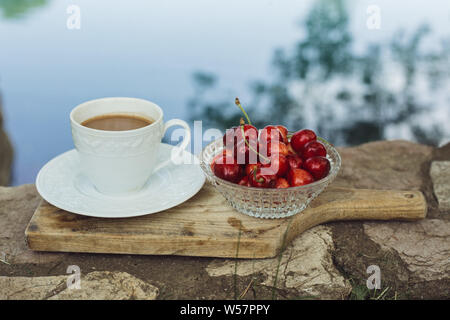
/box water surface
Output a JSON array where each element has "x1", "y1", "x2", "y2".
[{"x1": 0, "y1": 0, "x2": 449, "y2": 185}]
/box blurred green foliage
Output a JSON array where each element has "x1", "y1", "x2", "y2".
[
  {"x1": 188, "y1": 0, "x2": 450, "y2": 146},
  {"x1": 0, "y1": 0, "x2": 49, "y2": 19}
]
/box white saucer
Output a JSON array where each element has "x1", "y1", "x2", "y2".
[{"x1": 36, "y1": 143, "x2": 205, "y2": 218}]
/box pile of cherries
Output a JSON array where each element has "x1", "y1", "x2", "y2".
[{"x1": 210, "y1": 99, "x2": 331, "y2": 188}]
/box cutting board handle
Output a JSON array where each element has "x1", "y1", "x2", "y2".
[
  {"x1": 312, "y1": 187, "x2": 426, "y2": 220},
  {"x1": 285, "y1": 187, "x2": 427, "y2": 246}
]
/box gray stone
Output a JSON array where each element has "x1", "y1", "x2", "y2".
[
  {"x1": 0, "y1": 184, "x2": 65, "y2": 264},
  {"x1": 0, "y1": 271, "x2": 159, "y2": 300},
  {"x1": 335, "y1": 140, "x2": 433, "y2": 190},
  {"x1": 363, "y1": 219, "x2": 450, "y2": 282},
  {"x1": 430, "y1": 161, "x2": 450, "y2": 212},
  {"x1": 206, "y1": 226, "x2": 352, "y2": 299}
]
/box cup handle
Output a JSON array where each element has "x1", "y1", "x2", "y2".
[{"x1": 153, "y1": 119, "x2": 191, "y2": 173}]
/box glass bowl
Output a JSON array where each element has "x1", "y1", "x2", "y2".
[{"x1": 199, "y1": 137, "x2": 341, "y2": 219}]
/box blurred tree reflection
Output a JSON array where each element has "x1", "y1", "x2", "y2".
[{"x1": 188, "y1": 0, "x2": 450, "y2": 146}]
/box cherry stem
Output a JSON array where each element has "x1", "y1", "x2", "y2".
[
  {"x1": 239, "y1": 123, "x2": 269, "y2": 162},
  {"x1": 252, "y1": 166, "x2": 264, "y2": 183},
  {"x1": 235, "y1": 98, "x2": 252, "y2": 126}
]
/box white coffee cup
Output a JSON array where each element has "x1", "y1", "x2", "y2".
[{"x1": 70, "y1": 97, "x2": 190, "y2": 195}]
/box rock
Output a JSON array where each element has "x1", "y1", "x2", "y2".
[
  {"x1": 0, "y1": 96, "x2": 13, "y2": 186},
  {"x1": 430, "y1": 161, "x2": 450, "y2": 212},
  {"x1": 0, "y1": 184, "x2": 64, "y2": 264},
  {"x1": 0, "y1": 271, "x2": 159, "y2": 300},
  {"x1": 206, "y1": 226, "x2": 352, "y2": 299},
  {"x1": 330, "y1": 140, "x2": 449, "y2": 299},
  {"x1": 363, "y1": 219, "x2": 450, "y2": 282},
  {"x1": 335, "y1": 140, "x2": 433, "y2": 190},
  {"x1": 433, "y1": 142, "x2": 450, "y2": 161}
]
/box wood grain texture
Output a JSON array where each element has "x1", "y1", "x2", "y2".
[{"x1": 25, "y1": 184, "x2": 427, "y2": 258}]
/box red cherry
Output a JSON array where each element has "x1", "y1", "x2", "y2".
[
  {"x1": 301, "y1": 141, "x2": 326, "y2": 159},
  {"x1": 259, "y1": 125, "x2": 288, "y2": 144},
  {"x1": 290, "y1": 129, "x2": 317, "y2": 153},
  {"x1": 213, "y1": 156, "x2": 243, "y2": 183},
  {"x1": 235, "y1": 139, "x2": 259, "y2": 165},
  {"x1": 259, "y1": 141, "x2": 289, "y2": 158},
  {"x1": 222, "y1": 126, "x2": 238, "y2": 150},
  {"x1": 238, "y1": 175, "x2": 252, "y2": 187},
  {"x1": 248, "y1": 168, "x2": 277, "y2": 188},
  {"x1": 211, "y1": 155, "x2": 221, "y2": 171},
  {"x1": 304, "y1": 156, "x2": 330, "y2": 180},
  {"x1": 223, "y1": 125, "x2": 258, "y2": 151},
  {"x1": 286, "y1": 154, "x2": 303, "y2": 170},
  {"x1": 210, "y1": 149, "x2": 234, "y2": 170},
  {"x1": 274, "y1": 177, "x2": 290, "y2": 189},
  {"x1": 261, "y1": 154, "x2": 288, "y2": 177},
  {"x1": 287, "y1": 142, "x2": 297, "y2": 155},
  {"x1": 287, "y1": 168, "x2": 315, "y2": 187},
  {"x1": 276, "y1": 125, "x2": 288, "y2": 143},
  {"x1": 241, "y1": 124, "x2": 258, "y2": 143}
]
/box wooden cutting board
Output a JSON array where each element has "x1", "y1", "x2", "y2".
[{"x1": 25, "y1": 184, "x2": 427, "y2": 259}]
